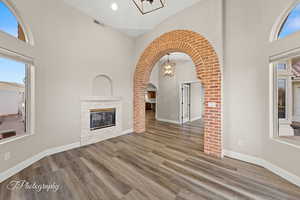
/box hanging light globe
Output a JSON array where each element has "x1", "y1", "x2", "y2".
[{"x1": 162, "y1": 54, "x2": 175, "y2": 77}]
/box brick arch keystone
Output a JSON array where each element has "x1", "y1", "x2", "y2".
[{"x1": 133, "y1": 30, "x2": 222, "y2": 157}]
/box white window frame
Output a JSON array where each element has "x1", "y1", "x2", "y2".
[
  {"x1": 271, "y1": 63, "x2": 279, "y2": 137},
  {"x1": 0, "y1": 0, "x2": 34, "y2": 45},
  {"x1": 270, "y1": 54, "x2": 300, "y2": 148},
  {"x1": 277, "y1": 77, "x2": 288, "y2": 121},
  {"x1": 0, "y1": 49, "x2": 35, "y2": 145},
  {"x1": 0, "y1": 0, "x2": 35, "y2": 144},
  {"x1": 270, "y1": 0, "x2": 300, "y2": 41},
  {"x1": 275, "y1": 60, "x2": 293, "y2": 122},
  {"x1": 276, "y1": 63, "x2": 288, "y2": 72}
]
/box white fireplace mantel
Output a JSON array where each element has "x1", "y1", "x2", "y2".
[{"x1": 80, "y1": 96, "x2": 122, "y2": 146}]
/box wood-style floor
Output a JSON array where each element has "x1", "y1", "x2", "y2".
[{"x1": 1, "y1": 111, "x2": 300, "y2": 200}]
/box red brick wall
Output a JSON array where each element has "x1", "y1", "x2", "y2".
[{"x1": 134, "y1": 30, "x2": 222, "y2": 157}]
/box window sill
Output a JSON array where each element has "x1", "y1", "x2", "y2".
[
  {"x1": 272, "y1": 136, "x2": 300, "y2": 149},
  {"x1": 0, "y1": 133, "x2": 33, "y2": 145}
]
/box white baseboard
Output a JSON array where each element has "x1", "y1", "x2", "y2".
[
  {"x1": 182, "y1": 118, "x2": 189, "y2": 124},
  {"x1": 0, "y1": 128, "x2": 133, "y2": 183},
  {"x1": 190, "y1": 116, "x2": 202, "y2": 122},
  {"x1": 2, "y1": 135, "x2": 299, "y2": 188},
  {"x1": 46, "y1": 142, "x2": 81, "y2": 156},
  {"x1": 0, "y1": 142, "x2": 80, "y2": 183},
  {"x1": 122, "y1": 128, "x2": 134, "y2": 135},
  {"x1": 224, "y1": 150, "x2": 300, "y2": 187},
  {"x1": 156, "y1": 118, "x2": 181, "y2": 124}
]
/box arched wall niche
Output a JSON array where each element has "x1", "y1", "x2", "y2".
[{"x1": 92, "y1": 74, "x2": 113, "y2": 97}]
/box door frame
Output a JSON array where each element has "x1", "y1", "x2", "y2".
[{"x1": 179, "y1": 81, "x2": 200, "y2": 124}]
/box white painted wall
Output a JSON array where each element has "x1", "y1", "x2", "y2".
[
  {"x1": 149, "y1": 64, "x2": 159, "y2": 89},
  {"x1": 0, "y1": 0, "x2": 135, "y2": 173},
  {"x1": 190, "y1": 82, "x2": 204, "y2": 121},
  {"x1": 156, "y1": 62, "x2": 178, "y2": 122},
  {"x1": 133, "y1": 0, "x2": 223, "y2": 67},
  {"x1": 2, "y1": 0, "x2": 300, "y2": 184},
  {"x1": 135, "y1": 0, "x2": 300, "y2": 181},
  {"x1": 224, "y1": 0, "x2": 300, "y2": 179},
  {"x1": 155, "y1": 60, "x2": 201, "y2": 123}
]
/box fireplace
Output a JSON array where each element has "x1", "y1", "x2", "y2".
[
  {"x1": 81, "y1": 96, "x2": 122, "y2": 146},
  {"x1": 90, "y1": 108, "x2": 116, "y2": 131}
]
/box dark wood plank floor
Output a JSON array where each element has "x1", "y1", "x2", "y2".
[{"x1": 1, "y1": 111, "x2": 300, "y2": 200}]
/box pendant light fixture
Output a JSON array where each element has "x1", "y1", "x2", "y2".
[
  {"x1": 132, "y1": 0, "x2": 165, "y2": 15},
  {"x1": 162, "y1": 53, "x2": 175, "y2": 77}
]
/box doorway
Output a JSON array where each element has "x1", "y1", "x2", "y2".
[
  {"x1": 180, "y1": 82, "x2": 204, "y2": 124},
  {"x1": 181, "y1": 83, "x2": 191, "y2": 124},
  {"x1": 133, "y1": 30, "x2": 222, "y2": 157}
]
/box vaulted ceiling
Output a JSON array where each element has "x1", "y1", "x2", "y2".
[{"x1": 63, "y1": 0, "x2": 202, "y2": 37}]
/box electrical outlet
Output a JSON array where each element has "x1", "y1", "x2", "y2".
[{"x1": 4, "y1": 152, "x2": 11, "y2": 161}]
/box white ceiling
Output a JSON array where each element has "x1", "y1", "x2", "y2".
[{"x1": 63, "y1": 0, "x2": 201, "y2": 37}]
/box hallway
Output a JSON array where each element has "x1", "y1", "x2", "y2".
[{"x1": 146, "y1": 110, "x2": 204, "y2": 152}]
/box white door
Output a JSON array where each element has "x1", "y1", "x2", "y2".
[
  {"x1": 181, "y1": 84, "x2": 190, "y2": 123},
  {"x1": 294, "y1": 86, "x2": 300, "y2": 122}
]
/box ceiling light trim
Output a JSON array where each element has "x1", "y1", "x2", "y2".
[{"x1": 111, "y1": 2, "x2": 119, "y2": 11}]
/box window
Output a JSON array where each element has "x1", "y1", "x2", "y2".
[
  {"x1": 0, "y1": 1, "x2": 33, "y2": 143},
  {"x1": 277, "y1": 63, "x2": 287, "y2": 71},
  {"x1": 273, "y1": 58, "x2": 300, "y2": 139},
  {"x1": 278, "y1": 3, "x2": 300, "y2": 39},
  {"x1": 0, "y1": 0, "x2": 26, "y2": 41},
  {"x1": 0, "y1": 57, "x2": 31, "y2": 140},
  {"x1": 278, "y1": 79, "x2": 287, "y2": 119}
]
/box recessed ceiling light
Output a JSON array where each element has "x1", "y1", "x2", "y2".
[{"x1": 111, "y1": 2, "x2": 118, "y2": 11}]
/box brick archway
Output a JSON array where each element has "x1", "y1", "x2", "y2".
[{"x1": 134, "y1": 30, "x2": 222, "y2": 157}]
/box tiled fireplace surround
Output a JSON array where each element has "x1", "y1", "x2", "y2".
[{"x1": 80, "y1": 96, "x2": 122, "y2": 146}]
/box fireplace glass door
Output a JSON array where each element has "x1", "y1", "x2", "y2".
[{"x1": 90, "y1": 108, "x2": 116, "y2": 130}]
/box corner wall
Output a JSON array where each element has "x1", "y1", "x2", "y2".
[
  {"x1": 224, "y1": 0, "x2": 300, "y2": 180},
  {"x1": 0, "y1": 0, "x2": 135, "y2": 173},
  {"x1": 135, "y1": 0, "x2": 300, "y2": 182},
  {"x1": 2, "y1": 0, "x2": 300, "y2": 186}
]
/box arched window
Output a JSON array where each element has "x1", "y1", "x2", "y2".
[
  {"x1": 0, "y1": 1, "x2": 34, "y2": 143},
  {"x1": 278, "y1": 3, "x2": 300, "y2": 39},
  {"x1": 0, "y1": 0, "x2": 26, "y2": 41}
]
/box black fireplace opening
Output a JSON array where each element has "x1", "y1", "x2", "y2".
[{"x1": 90, "y1": 108, "x2": 116, "y2": 131}]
